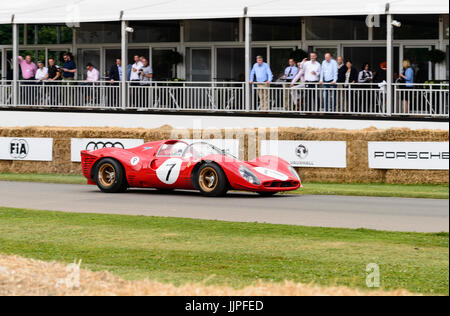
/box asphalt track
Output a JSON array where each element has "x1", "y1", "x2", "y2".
[{"x1": 0, "y1": 181, "x2": 448, "y2": 233}]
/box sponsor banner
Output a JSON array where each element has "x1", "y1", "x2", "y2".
[
  {"x1": 368, "y1": 142, "x2": 449, "y2": 170},
  {"x1": 0, "y1": 138, "x2": 53, "y2": 161},
  {"x1": 260, "y1": 140, "x2": 347, "y2": 168},
  {"x1": 71, "y1": 138, "x2": 145, "y2": 162},
  {"x1": 182, "y1": 139, "x2": 240, "y2": 159}
]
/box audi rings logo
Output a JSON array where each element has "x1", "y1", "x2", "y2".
[
  {"x1": 85, "y1": 142, "x2": 125, "y2": 151},
  {"x1": 10, "y1": 139, "x2": 29, "y2": 159},
  {"x1": 295, "y1": 144, "x2": 309, "y2": 159}
]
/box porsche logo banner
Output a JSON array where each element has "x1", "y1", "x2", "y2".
[
  {"x1": 260, "y1": 140, "x2": 347, "y2": 168},
  {"x1": 368, "y1": 142, "x2": 449, "y2": 170},
  {"x1": 0, "y1": 137, "x2": 53, "y2": 162},
  {"x1": 71, "y1": 138, "x2": 145, "y2": 162}
]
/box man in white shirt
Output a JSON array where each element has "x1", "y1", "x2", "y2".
[
  {"x1": 130, "y1": 55, "x2": 143, "y2": 82},
  {"x1": 34, "y1": 61, "x2": 48, "y2": 105},
  {"x1": 302, "y1": 52, "x2": 321, "y2": 110},
  {"x1": 35, "y1": 61, "x2": 48, "y2": 82}
]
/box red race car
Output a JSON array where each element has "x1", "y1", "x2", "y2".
[{"x1": 81, "y1": 140, "x2": 301, "y2": 197}]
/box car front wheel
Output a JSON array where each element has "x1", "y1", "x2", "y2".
[{"x1": 196, "y1": 163, "x2": 228, "y2": 197}]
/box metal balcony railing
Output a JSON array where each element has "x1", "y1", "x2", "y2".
[{"x1": 0, "y1": 80, "x2": 448, "y2": 118}]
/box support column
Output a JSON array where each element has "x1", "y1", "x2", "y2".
[
  {"x1": 12, "y1": 20, "x2": 19, "y2": 107},
  {"x1": 386, "y1": 12, "x2": 393, "y2": 116},
  {"x1": 121, "y1": 19, "x2": 129, "y2": 109},
  {"x1": 244, "y1": 10, "x2": 252, "y2": 111}
]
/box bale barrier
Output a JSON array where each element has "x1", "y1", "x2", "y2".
[{"x1": 0, "y1": 126, "x2": 448, "y2": 184}]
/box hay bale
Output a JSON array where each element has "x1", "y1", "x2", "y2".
[{"x1": 0, "y1": 126, "x2": 448, "y2": 184}]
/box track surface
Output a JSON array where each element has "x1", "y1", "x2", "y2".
[{"x1": 0, "y1": 181, "x2": 448, "y2": 233}]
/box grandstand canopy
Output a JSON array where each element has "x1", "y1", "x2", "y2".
[{"x1": 0, "y1": 0, "x2": 448, "y2": 24}]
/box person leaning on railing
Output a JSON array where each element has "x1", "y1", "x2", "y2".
[
  {"x1": 290, "y1": 58, "x2": 307, "y2": 111},
  {"x1": 343, "y1": 60, "x2": 358, "y2": 113},
  {"x1": 319, "y1": 53, "x2": 338, "y2": 112},
  {"x1": 33, "y1": 61, "x2": 48, "y2": 105},
  {"x1": 249, "y1": 56, "x2": 273, "y2": 111},
  {"x1": 302, "y1": 52, "x2": 321, "y2": 112},
  {"x1": 61, "y1": 53, "x2": 77, "y2": 81},
  {"x1": 44, "y1": 58, "x2": 61, "y2": 106},
  {"x1": 399, "y1": 60, "x2": 414, "y2": 114}
]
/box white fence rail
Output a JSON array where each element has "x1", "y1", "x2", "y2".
[
  {"x1": 394, "y1": 83, "x2": 449, "y2": 117},
  {"x1": 0, "y1": 80, "x2": 448, "y2": 118}
]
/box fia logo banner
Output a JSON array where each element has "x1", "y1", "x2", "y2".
[{"x1": 10, "y1": 139, "x2": 29, "y2": 159}]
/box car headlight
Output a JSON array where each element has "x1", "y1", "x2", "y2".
[
  {"x1": 289, "y1": 165, "x2": 301, "y2": 181},
  {"x1": 239, "y1": 166, "x2": 261, "y2": 185}
]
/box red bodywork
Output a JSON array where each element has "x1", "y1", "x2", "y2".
[{"x1": 81, "y1": 140, "x2": 301, "y2": 193}]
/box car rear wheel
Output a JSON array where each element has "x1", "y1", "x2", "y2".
[
  {"x1": 196, "y1": 163, "x2": 228, "y2": 197},
  {"x1": 96, "y1": 158, "x2": 128, "y2": 193}
]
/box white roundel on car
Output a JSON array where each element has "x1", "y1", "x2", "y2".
[
  {"x1": 253, "y1": 167, "x2": 289, "y2": 181},
  {"x1": 156, "y1": 158, "x2": 183, "y2": 185},
  {"x1": 130, "y1": 157, "x2": 140, "y2": 166}
]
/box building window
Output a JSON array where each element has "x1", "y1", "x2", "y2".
[
  {"x1": 444, "y1": 15, "x2": 449, "y2": 40},
  {"x1": 217, "y1": 48, "x2": 245, "y2": 81},
  {"x1": 130, "y1": 21, "x2": 180, "y2": 43},
  {"x1": 252, "y1": 18, "x2": 302, "y2": 41},
  {"x1": 374, "y1": 15, "x2": 440, "y2": 40},
  {"x1": 77, "y1": 22, "x2": 121, "y2": 44},
  {"x1": 184, "y1": 19, "x2": 239, "y2": 42},
  {"x1": 306, "y1": 16, "x2": 368, "y2": 40}
]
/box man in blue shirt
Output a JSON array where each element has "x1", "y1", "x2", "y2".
[
  {"x1": 61, "y1": 53, "x2": 77, "y2": 81},
  {"x1": 249, "y1": 56, "x2": 273, "y2": 111},
  {"x1": 319, "y1": 53, "x2": 338, "y2": 112}
]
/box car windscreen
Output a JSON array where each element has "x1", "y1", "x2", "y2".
[
  {"x1": 183, "y1": 142, "x2": 236, "y2": 160},
  {"x1": 157, "y1": 142, "x2": 188, "y2": 157}
]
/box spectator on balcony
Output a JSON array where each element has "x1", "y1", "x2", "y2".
[
  {"x1": 85, "y1": 63, "x2": 100, "y2": 83},
  {"x1": 35, "y1": 61, "x2": 48, "y2": 82},
  {"x1": 18, "y1": 55, "x2": 37, "y2": 82},
  {"x1": 45, "y1": 58, "x2": 61, "y2": 106},
  {"x1": 249, "y1": 56, "x2": 273, "y2": 111},
  {"x1": 281, "y1": 58, "x2": 298, "y2": 110},
  {"x1": 374, "y1": 61, "x2": 387, "y2": 84},
  {"x1": 136, "y1": 57, "x2": 153, "y2": 108},
  {"x1": 109, "y1": 58, "x2": 123, "y2": 83},
  {"x1": 319, "y1": 53, "x2": 338, "y2": 111},
  {"x1": 61, "y1": 53, "x2": 77, "y2": 81},
  {"x1": 130, "y1": 55, "x2": 143, "y2": 82},
  {"x1": 46, "y1": 58, "x2": 61, "y2": 82},
  {"x1": 139, "y1": 58, "x2": 153, "y2": 84},
  {"x1": 399, "y1": 59, "x2": 414, "y2": 114},
  {"x1": 282, "y1": 58, "x2": 298, "y2": 83},
  {"x1": 290, "y1": 58, "x2": 307, "y2": 111},
  {"x1": 358, "y1": 63, "x2": 373, "y2": 84},
  {"x1": 343, "y1": 60, "x2": 358, "y2": 112},
  {"x1": 303, "y1": 52, "x2": 321, "y2": 111},
  {"x1": 336, "y1": 56, "x2": 346, "y2": 111}
]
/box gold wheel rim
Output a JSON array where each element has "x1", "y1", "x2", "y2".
[
  {"x1": 199, "y1": 167, "x2": 218, "y2": 193},
  {"x1": 98, "y1": 163, "x2": 116, "y2": 187}
]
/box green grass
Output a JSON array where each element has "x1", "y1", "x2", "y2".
[
  {"x1": 0, "y1": 173, "x2": 86, "y2": 185},
  {"x1": 291, "y1": 182, "x2": 449, "y2": 199},
  {"x1": 0, "y1": 172, "x2": 448, "y2": 199},
  {"x1": 0, "y1": 207, "x2": 448, "y2": 295}
]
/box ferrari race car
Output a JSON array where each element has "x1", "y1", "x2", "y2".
[{"x1": 81, "y1": 140, "x2": 301, "y2": 197}]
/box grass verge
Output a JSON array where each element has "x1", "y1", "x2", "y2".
[
  {"x1": 0, "y1": 207, "x2": 448, "y2": 295},
  {"x1": 0, "y1": 172, "x2": 448, "y2": 199}
]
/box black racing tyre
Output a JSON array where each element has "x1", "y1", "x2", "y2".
[
  {"x1": 95, "y1": 158, "x2": 128, "y2": 193},
  {"x1": 196, "y1": 163, "x2": 228, "y2": 197},
  {"x1": 258, "y1": 192, "x2": 278, "y2": 197}
]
